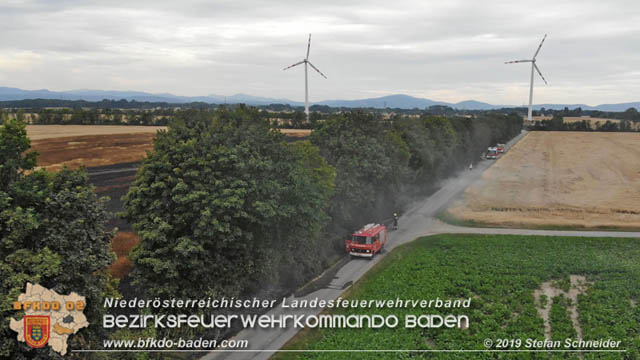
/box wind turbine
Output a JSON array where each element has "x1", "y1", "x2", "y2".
[
  {"x1": 505, "y1": 34, "x2": 548, "y2": 122},
  {"x1": 283, "y1": 34, "x2": 327, "y2": 121}
]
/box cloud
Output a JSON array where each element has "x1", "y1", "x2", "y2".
[
  {"x1": 0, "y1": 0, "x2": 639, "y2": 105},
  {"x1": 0, "y1": 51, "x2": 42, "y2": 71}
]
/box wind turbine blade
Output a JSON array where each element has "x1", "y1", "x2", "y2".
[
  {"x1": 534, "y1": 63, "x2": 548, "y2": 84},
  {"x1": 505, "y1": 60, "x2": 532, "y2": 64},
  {"x1": 307, "y1": 61, "x2": 327, "y2": 79},
  {"x1": 306, "y1": 34, "x2": 311, "y2": 60},
  {"x1": 533, "y1": 34, "x2": 547, "y2": 59},
  {"x1": 283, "y1": 60, "x2": 305, "y2": 71}
]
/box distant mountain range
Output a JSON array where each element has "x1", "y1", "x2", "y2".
[
  {"x1": 1, "y1": 87, "x2": 638, "y2": 112},
  {"x1": 0, "y1": 87, "x2": 301, "y2": 106}
]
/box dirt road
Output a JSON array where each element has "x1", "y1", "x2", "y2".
[{"x1": 202, "y1": 131, "x2": 640, "y2": 360}]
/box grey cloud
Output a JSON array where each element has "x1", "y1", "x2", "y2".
[{"x1": 0, "y1": 0, "x2": 638, "y2": 105}]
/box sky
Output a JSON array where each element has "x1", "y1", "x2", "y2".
[{"x1": 1, "y1": 0, "x2": 639, "y2": 105}]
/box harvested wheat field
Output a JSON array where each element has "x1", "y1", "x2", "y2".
[
  {"x1": 279, "y1": 128, "x2": 311, "y2": 137},
  {"x1": 446, "y1": 131, "x2": 640, "y2": 229},
  {"x1": 26, "y1": 125, "x2": 166, "y2": 140}
]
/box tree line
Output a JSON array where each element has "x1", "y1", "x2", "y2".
[
  {"x1": 530, "y1": 114, "x2": 639, "y2": 132},
  {"x1": 535, "y1": 106, "x2": 640, "y2": 122},
  {"x1": 0, "y1": 105, "x2": 326, "y2": 129},
  {"x1": 3, "y1": 98, "x2": 638, "y2": 130},
  {"x1": 310, "y1": 111, "x2": 522, "y2": 239}
]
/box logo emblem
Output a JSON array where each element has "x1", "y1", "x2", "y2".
[{"x1": 24, "y1": 316, "x2": 50, "y2": 348}]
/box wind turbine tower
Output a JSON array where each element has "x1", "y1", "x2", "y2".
[
  {"x1": 283, "y1": 34, "x2": 327, "y2": 121},
  {"x1": 505, "y1": 34, "x2": 548, "y2": 122}
]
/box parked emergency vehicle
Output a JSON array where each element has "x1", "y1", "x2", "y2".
[
  {"x1": 486, "y1": 147, "x2": 499, "y2": 159},
  {"x1": 345, "y1": 223, "x2": 388, "y2": 259}
]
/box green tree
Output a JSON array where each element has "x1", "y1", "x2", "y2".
[
  {"x1": 271, "y1": 140, "x2": 336, "y2": 286},
  {"x1": 0, "y1": 118, "x2": 37, "y2": 189},
  {"x1": 123, "y1": 107, "x2": 334, "y2": 304},
  {"x1": 0, "y1": 117, "x2": 117, "y2": 359},
  {"x1": 310, "y1": 111, "x2": 397, "y2": 231},
  {"x1": 622, "y1": 107, "x2": 639, "y2": 121},
  {"x1": 550, "y1": 114, "x2": 565, "y2": 130}
]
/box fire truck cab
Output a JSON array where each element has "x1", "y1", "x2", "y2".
[
  {"x1": 486, "y1": 147, "x2": 499, "y2": 159},
  {"x1": 346, "y1": 223, "x2": 388, "y2": 259}
]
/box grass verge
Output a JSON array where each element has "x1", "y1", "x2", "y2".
[{"x1": 437, "y1": 209, "x2": 640, "y2": 232}]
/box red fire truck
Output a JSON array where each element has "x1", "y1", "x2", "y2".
[
  {"x1": 345, "y1": 223, "x2": 388, "y2": 259},
  {"x1": 486, "y1": 147, "x2": 499, "y2": 159}
]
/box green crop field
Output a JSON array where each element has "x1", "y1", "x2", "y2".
[{"x1": 278, "y1": 234, "x2": 640, "y2": 359}]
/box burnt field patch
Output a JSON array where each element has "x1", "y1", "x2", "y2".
[
  {"x1": 31, "y1": 133, "x2": 157, "y2": 171},
  {"x1": 30, "y1": 129, "x2": 310, "y2": 171}
]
